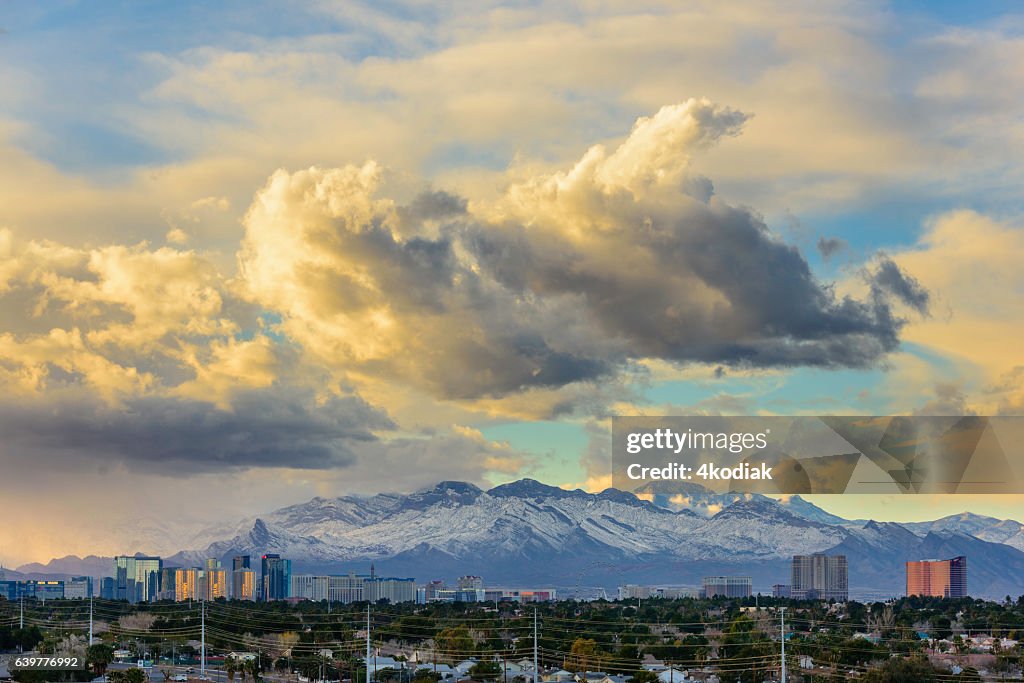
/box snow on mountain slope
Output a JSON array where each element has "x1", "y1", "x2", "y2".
[
  {"x1": 688, "y1": 499, "x2": 847, "y2": 560},
  {"x1": 902, "y1": 512, "x2": 1024, "y2": 546},
  {"x1": 182, "y1": 480, "x2": 842, "y2": 566},
  {"x1": 24, "y1": 479, "x2": 1024, "y2": 599}
]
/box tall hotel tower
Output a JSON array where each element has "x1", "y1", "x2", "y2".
[{"x1": 906, "y1": 556, "x2": 967, "y2": 598}]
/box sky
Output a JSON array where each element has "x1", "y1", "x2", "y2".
[{"x1": 2, "y1": 0, "x2": 1024, "y2": 566}]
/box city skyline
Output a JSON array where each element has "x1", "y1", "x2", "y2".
[
  {"x1": 3, "y1": 1, "x2": 1024, "y2": 563},
  {"x1": 4, "y1": 477, "x2": 1021, "y2": 602},
  {"x1": 2, "y1": 475, "x2": 1024, "y2": 573}
]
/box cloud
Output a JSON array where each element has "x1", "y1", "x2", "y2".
[
  {"x1": 867, "y1": 255, "x2": 930, "y2": 315},
  {"x1": 817, "y1": 236, "x2": 846, "y2": 260},
  {"x1": 0, "y1": 386, "x2": 392, "y2": 475},
  {"x1": 345, "y1": 429, "x2": 535, "y2": 491},
  {"x1": 0, "y1": 422, "x2": 533, "y2": 565},
  {"x1": 912, "y1": 383, "x2": 976, "y2": 417},
  {"x1": 237, "y1": 100, "x2": 915, "y2": 410},
  {"x1": 0, "y1": 230, "x2": 264, "y2": 401},
  {"x1": 0, "y1": 100, "x2": 944, "y2": 503},
  {"x1": 0, "y1": 227, "x2": 403, "y2": 479},
  {"x1": 864, "y1": 210, "x2": 1024, "y2": 416}
]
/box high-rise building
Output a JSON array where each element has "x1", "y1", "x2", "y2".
[
  {"x1": 100, "y1": 577, "x2": 115, "y2": 600},
  {"x1": 291, "y1": 575, "x2": 330, "y2": 601},
  {"x1": 232, "y1": 569, "x2": 257, "y2": 601},
  {"x1": 174, "y1": 568, "x2": 200, "y2": 602},
  {"x1": 158, "y1": 567, "x2": 179, "y2": 600},
  {"x1": 424, "y1": 580, "x2": 445, "y2": 602},
  {"x1": 206, "y1": 568, "x2": 228, "y2": 600},
  {"x1": 457, "y1": 576, "x2": 483, "y2": 590},
  {"x1": 906, "y1": 557, "x2": 967, "y2": 598},
  {"x1": 701, "y1": 576, "x2": 753, "y2": 599},
  {"x1": 114, "y1": 557, "x2": 136, "y2": 602},
  {"x1": 233, "y1": 555, "x2": 251, "y2": 572},
  {"x1": 287, "y1": 573, "x2": 415, "y2": 604},
  {"x1": 261, "y1": 554, "x2": 291, "y2": 601},
  {"x1": 65, "y1": 576, "x2": 93, "y2": 599},
  {"x1": 619, "y1": 584, "x2": 652, "y2": 600},
  {"x1": 114, "y1": 556, "x2": 162, "y2": 603},
  {"x1": 455, "y1": 575, "x2": 484, "y2": 602},
  {"x1": 791, "y1": 554, "x2": 848, "y2": 601},
  {"x1": 772, "y1": 584, "x2": 791, "y2": 599},
  {"x1": 0, "y1": 581, "x2": 30, "y2": 600},
  {"x1": 328, "y1": 574, "x2": 366, "y2": 603},
  {"x1": 364, "y1": 577, "x2": 416, "y2": 604}
]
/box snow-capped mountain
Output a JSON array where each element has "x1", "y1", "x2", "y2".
[
  {"x1": 162, "y1": 480, "x2": 1024, "y2": 599},
  {"x1": 902, "y1": 512, "x2": 1024, "y2": 551},
  {"x1": 20, "y1": 480, "x2": 1024, "y2": 599}
]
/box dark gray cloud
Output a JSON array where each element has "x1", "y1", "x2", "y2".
[
  {"x1": 868, "y1": 255, "x2": 930, "y2": 314},
  {"x1": 465, "y1": 199, "x2": 907, "y2": 373},
  {"x1": 0, "y1": 387, "x2": 393, "y2": 475},
  {"x1": 817, "y1": 236, "x2": 847, "y2": 260},
  {"x1": 399, "y1": 190, "x2": 467, "y2": 223}
]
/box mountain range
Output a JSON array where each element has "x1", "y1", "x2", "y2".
[{"x1": 13, "y1": 479, "x2": 1024, "y2": 600}]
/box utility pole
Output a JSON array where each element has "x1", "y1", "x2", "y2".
[
  {"x1": 17, "y1": 592, "x2": 24, "y2": 654},
  {"x1": 533, "y1": 608, "x2": 539, "y2": 683},
  {"x1": 201, "y1": 599, "x2": 206, "y2": 679},
  {"x1": 89, "y1": 594, "x2": 94, "y2": 645},
  {"x1": 366, "y1": 605, "x2": 372, "y2": 683},
  {"x1": 780, "y1": 607, "x2": 787, "y2": 683}
]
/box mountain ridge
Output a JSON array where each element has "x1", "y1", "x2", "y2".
[{"x1": 16, "y1": 480, "x2": 1024, "y2": 599}]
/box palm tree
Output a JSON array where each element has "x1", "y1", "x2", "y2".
[
  {"x1": 226, "y1": 656, "x2": 239, "y2": 683},
  {"x1": 246, "y1": 656, "x2": 262, "y2": 682},
  {"x1": 88, "y1": 643, "x2": 115, "y2": 677}
]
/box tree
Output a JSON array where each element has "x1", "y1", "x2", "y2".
[
  {"x1": 296, "y1": 656, "x2": 325, "y2": 680},
  {"x1": 630, "y1": 670, "x2": 659, "y2": 683},
  {"x1": 87, "y1": 643, "x2": 115, "y2": 676},
  {"x1": 245, "y1": 656, "x2": 262, "y2": 682},
  {"x1": 434, "y1": 625, "x2": 474, "y2": 664},
  {"x1": 566, "y1": 638, "x2": 605, "y2": 673},
  {"x1": 860, "y1": 656, "x2": 943, "y2": 682},
  {"x1": 109, "y1": 669, "x2": 147, "y2": 683},
  {"x1": 717, "y1": 615, "x2": 773, "y2": 683},
  {"x1": 957, "y1": 667, "x2": 982, "y2": 683},
  {"x1": 468, "y1": 661, "x2": 502, "y2": 681},
  {"x1": 226, "y1": 655, "x2": 240, "y2": 683}
]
